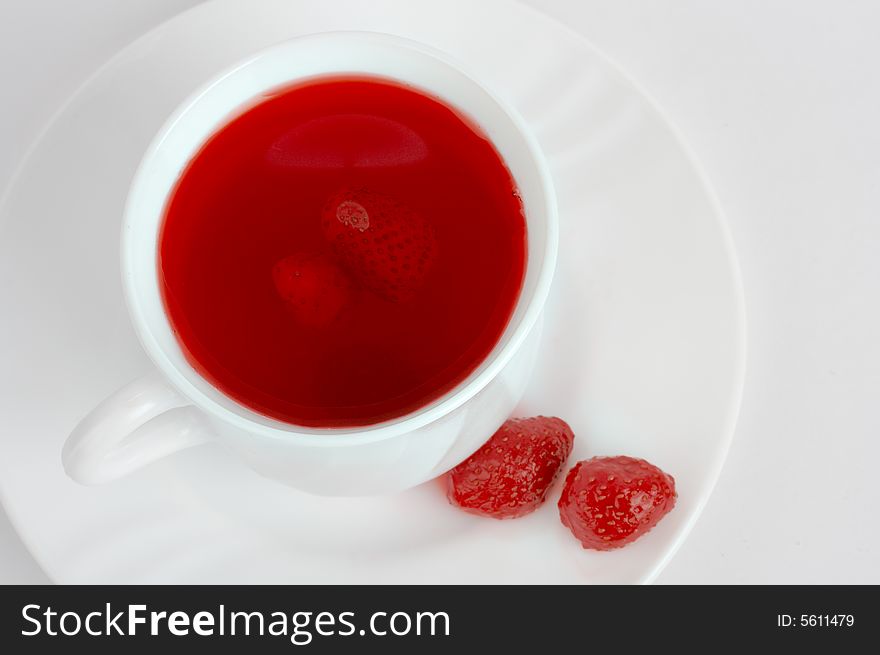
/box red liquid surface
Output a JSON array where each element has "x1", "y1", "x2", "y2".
[{"x1": 159, "y1": 77, "x2": 526, "y2": 427}]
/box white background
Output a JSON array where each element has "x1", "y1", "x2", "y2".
[{"x1": 1, "y1": 0, "x2": 878, "y2": 584}]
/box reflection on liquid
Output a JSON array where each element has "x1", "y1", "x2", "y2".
[{"x1": 266, "y1": 114, "x2": 429, "y2": 168}]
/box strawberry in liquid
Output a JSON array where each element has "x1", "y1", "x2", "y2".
[{"x1": 159, "y1": 77, "x2": 526, "y2": 427}]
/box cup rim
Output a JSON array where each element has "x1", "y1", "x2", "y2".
[{"x1": 122, "y1": 30, "x2": 558, "y2": 447}]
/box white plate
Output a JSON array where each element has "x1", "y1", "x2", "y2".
[{"x1": 0, "y1": 0, "x2": 745, "y2": 584}]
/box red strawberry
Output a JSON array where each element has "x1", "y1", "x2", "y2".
[
  {"x1": 558, "y1": 456, "x2": 677, "y2": 550},
  {"x1": 272, "y1": 252, "x2": 353, "y2": 327},
  {"x1": 446, "y1": 417, "x2": 575, "y2": 519},
  {"x1": 321, "y1": 186, "x2": 437, "y2": 303}
]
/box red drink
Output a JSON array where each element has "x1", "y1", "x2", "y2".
[{"x1": 159, "y1": 76, "x2": 526, "y2": 427}]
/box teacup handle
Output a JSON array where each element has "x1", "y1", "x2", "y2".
[{"x1": 62, "y1": 372, "x2": 211, "y2": 484}]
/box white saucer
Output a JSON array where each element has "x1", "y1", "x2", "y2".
[{"x1": 0, "y1": 0, "x2": 745, "y2": 584}]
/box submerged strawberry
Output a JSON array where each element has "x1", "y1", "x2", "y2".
[
  {"x1": 447, "y1": 417, "x2": 575, "y2": 519},
  {"x1": 272, "y1": 252, "x2": 353, "y2": 327},
  {"x1": 558, "y1": 456, "x2": 677, "y2": 550},
  {"x1": 321, "y1": 186, "x2": 437, "y2": 303}
]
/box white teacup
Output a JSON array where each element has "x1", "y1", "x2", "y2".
[{"x1": 62, "y1": 32, "x2": 558, "y2": 496}]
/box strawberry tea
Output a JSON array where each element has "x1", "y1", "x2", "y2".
[{"x1": 159, "y1": 76, "x2": 526, "y2": 427}]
